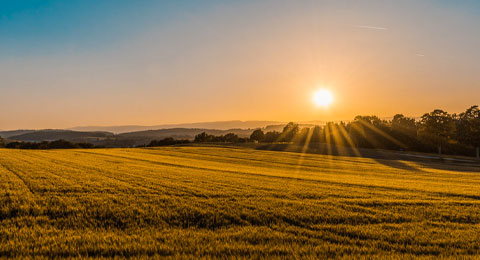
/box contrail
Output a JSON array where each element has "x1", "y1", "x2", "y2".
[{"x1": 355, "y1": 25, "x2": 388, "y2": 30}]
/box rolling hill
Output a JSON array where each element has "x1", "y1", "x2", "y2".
[
  {"x1": 69, "y1": 120, "x2": 286, "y2": 134},
  {"x1": 116, "y1": 128, "x2": 254, "y2": 139},
  {"x1": 7, "y1": 129, "x2": 114, "y2": 142},
  {"x1": 0, "y1": 130, "x2": 36, "y2": 139}
]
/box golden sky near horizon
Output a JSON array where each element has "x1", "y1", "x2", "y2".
[{"x1": 1, "y1": 1, "x2": 479, "y2": 129}]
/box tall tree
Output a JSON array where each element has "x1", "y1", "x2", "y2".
[
  {"x1": 391, "y1": 114, "x2": 417, "y2": 137},
  {"x1": 456, "y1": 105, "x2": 480, "y2": 159},
  {"x1": 281, "y1": 122, "x2": 299, "y2": 142},
  {"x1": 224, "y1": 133, "x2": 239, "y2": 143},
  {"x1": 310, "y1": 126, "x2": 323, "y2": 143},
  {"x1": 419, "y1": 109, "x2": 455, "y2": 154},
  {"x1": 293, "y1": 127, "x2": 310, "y2": 144},
  {"x1": 349, "y1": 116, "x2": 393, "y2": 149},
  {"x1": 264, "y1": 131, "x2": 281, "y2": 143},
  {"x1": 249, "y1": 129, "x2": 265, "y2": 142},
  {"x1": 390, "y1": 114, "x2": 418, "y2": 150},
  {"x1": 194, "y1": 132, "x2": 213, "y2": 142}
]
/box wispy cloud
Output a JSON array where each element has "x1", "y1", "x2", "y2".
[
  {"x1": 354, "y1": 25, "x2": 388, "y2": 30},
  {"x1": 416, "y1": 53, "x2": 425, "y2": 57}
]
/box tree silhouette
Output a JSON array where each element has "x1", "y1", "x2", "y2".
[
  {"x1": 419, "y1": 109, "x2": 455, "y2": 155},
  {"x1": 264, "y1": 131, "x2": 281, "y2": 143},
  {"x1": 348, "y1": 116, "x2": 389, "y2": 149},
  {"x1": 390, "y1": 114, "x2": 418, "y2": 150},
  {"x1": 391, "y1": 114, "x2": 417, "y2": 136},
  {"x1": 224, "y1": 133, "x2": 239, "y2": 143},
  {"x1": 281, "y1": 122, "x2": 299, "y2": 142},
  {"x1": 194, "y1": 132, "x2": 211, "y2": 142},
  {"x1": 310, "y1": 126, "x2": 323, "y2": 143},
  {"x1": 456, "y1": 105, "x2": 480, "y2": 159},
  {"x1": 250, "y1": 129, "x2": 265, "y2": 142}
]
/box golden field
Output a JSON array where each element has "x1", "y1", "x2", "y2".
[{"x1": 1, "y1": 145, "x2": 480, "y2": 259}]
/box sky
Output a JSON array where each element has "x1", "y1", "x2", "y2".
[{"x1": 1, "y1": 0, "x2": 480, "y2": 130}]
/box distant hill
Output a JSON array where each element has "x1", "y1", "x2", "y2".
[
  {"x1": 4, "y1": 128, "x2": 256, "y2": 147},
  {"x1": 0, "y1": 130, "x2": 37, "y2": 139},
  {"x1": 117, "y1": 128, "x2": 255, "y2": 140},
  {"x1": 2, "y1": 122, "x2": 329, "y2": 147},
  {"x1": 69, "y1": 120, "x2": 285, "y2": 134},
  {"x1": 8, "y1": 130, "x2": 114, "y2": 142}
]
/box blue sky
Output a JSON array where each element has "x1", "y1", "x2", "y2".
[
  {"x1": 1, "y1": 1, "x2": 479, "y2": 129},
  {"x1": 2, "y1": 0, "x2": 479, "y2": 57},
  {"x1": 0, "y1": 0, "x2": 221, "y2": 56}
]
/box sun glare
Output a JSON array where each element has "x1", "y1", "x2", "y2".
[{"x1": 313, "y1": 89, "x2": 333, "y2": 107}]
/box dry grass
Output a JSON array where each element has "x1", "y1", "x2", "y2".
[{"x1": 1, "y1": 145, "x2": 480, "y2": 259}]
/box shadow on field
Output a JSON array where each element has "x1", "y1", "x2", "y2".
[
  {"x1": 256, "y1": 143, "x2": 480, "y2": 173},
  {"x1": 371, "y1": 158, "x2": 424, "y2": 172}
]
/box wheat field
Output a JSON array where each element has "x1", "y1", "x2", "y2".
[{"x1": 1, "y1": 145, "x2": 480, "y2": 259}]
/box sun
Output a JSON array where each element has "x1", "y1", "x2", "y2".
[{"x1": 313, "y1": 89, "x2": 333, "y2": 107}]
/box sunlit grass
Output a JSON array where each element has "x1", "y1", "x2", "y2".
[{"x1": 0, "y1": 146, "x2": 479, "y2": 258}]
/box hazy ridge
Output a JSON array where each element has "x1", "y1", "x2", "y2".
[{"x1": 68, "y1": 120, "x2": 288, "y2": 134}]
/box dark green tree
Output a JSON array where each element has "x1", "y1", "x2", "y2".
[
  {"x1": 419, "y1": 109, "x2": 455, "y2": 154},
  {"x1": 310, "y1": 126, "x2": 323, "y2": 143},
  {"x1": 293, "y1": 127, "x2": 310, "y2": 144},
  {"x1": 264, "y1": 131, "x2": 281, "y2": 143},
  {"x1": 348, "y1": 116, "x2": 388, "y2": 148},
  {"x1": 456, "y1": 105, "x2": 480, "y2": 159},
  {"x1": 224, "y1": 133, "x2": 239, "y2": 143},
  {"x1": 194, "y1": 132, "x2": 213, "y2": 142},
  {"x1": 354, "y1": 115, "x2": 384, "y2": 127},
  {"x1": 391, "y1": 114, "x2": 417, "y2": 136},
  {"x1": 281, "y1": 122, "x2": 299, "y2": 142},
  {"x1": 249, "y1": 129, "x2": 265, "y2": 142},
  {"x1": 390, "y1": 114, "x2": 418, "y2": 150}
]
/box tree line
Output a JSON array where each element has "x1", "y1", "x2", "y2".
[
  {"x1": 0, "y1": 139, "x2": 100, "y2": 149},
  {"x1": 192, "y1": 106, "x2": 480, "y2": 158},
  {"x1": 1, "y1": 106, "x2": 478, "y2": 158}
]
